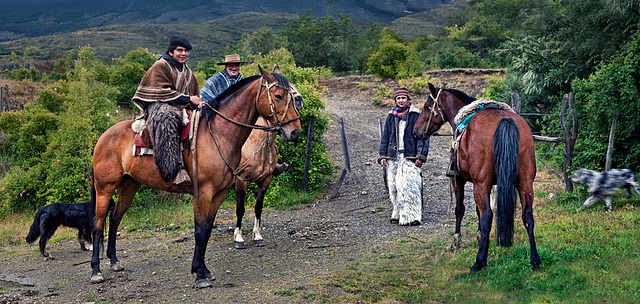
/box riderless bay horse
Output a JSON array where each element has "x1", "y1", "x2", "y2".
[
  {"x1": 232, "y1": 83, "x2": 303, "y2": 249},
  {"x1": 90, "y1": 67, "x2": 302, "y2": 287},
  {"x1": 413, "y1": 83, "x2": 541, "y2": 272}
]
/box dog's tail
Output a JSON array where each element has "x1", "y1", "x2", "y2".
[
  {"x1": 25, "y1": 209, "x2": 43, "y2": 243},
  {"x1": 493, "y1": 118, "x2": 519, "y2": 247}
]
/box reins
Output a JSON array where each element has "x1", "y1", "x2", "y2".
[
  {"x1": 199, "y1": 76, "x2": 299, "y2": 178},
  {"x1": 426, "y1": 88, "x2": 456, "y2": 216}
]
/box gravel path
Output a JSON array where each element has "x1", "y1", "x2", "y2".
[{"x1": 0, "y1": 75, "x2": 478, "y2": 303}]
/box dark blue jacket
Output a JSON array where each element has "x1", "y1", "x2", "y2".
[{"x1": 379, "y1": 106, "x2": 429, "y2": 163}]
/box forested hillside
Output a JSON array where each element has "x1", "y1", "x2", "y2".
[{"x1": 0, "y1": 0, "x2": 452, "y2": 40}]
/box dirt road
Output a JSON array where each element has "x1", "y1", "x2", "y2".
[{"x1": 0, "y1": 74, "x2": 488, "y2": 303}]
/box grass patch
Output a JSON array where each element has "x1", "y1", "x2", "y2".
[
  {"x1": 314, "y1": 190, "x2": 640, "y2": 303},
  {"x1": 1, "y1": 185, "x2": 319, "y2": 247}
]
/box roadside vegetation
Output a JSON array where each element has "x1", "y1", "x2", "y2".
[{"x1": 1, "y1": 0, "x2": 640, "y2": 302}]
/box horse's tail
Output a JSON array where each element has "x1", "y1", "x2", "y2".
[
  {"x1": 493, "y1": 117, "x2": 519, "y2": 247},
  {"x1": 25, "y1": 209, "x2": 43, "y2": 243}
]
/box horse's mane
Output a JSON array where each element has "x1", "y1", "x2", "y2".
[
  {"x1": 446, "y1": 88, "x2": 476, "y2": 104},
  {"x1": 201, "y1": 72, "x2": 292, "y2": 123},
  {"x1": 427, "y1": 88, "x2": 477, "y2": 105}
]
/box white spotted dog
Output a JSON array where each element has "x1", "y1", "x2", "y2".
[{"x1": 571, "y1": 168, "x2": 640, "y2": 212}]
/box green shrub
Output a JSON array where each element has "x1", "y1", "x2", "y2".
[
  {"x1": 481, "y1": 74, "x2": 507, "y2": 101},
  {"x1": 356, "y1": 83, "x2": 370, "y2": 90},
  {"x1": 572, "y1": 32, "x2": 640, "y2": 170},
  {"x1": 108, "y1": 48, "x2": 156, "y2": 105},
  {"x1": 367, "y1": 27, "x2": 421, "y2": 79}
]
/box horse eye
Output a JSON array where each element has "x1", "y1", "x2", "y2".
[{"x1": 274, "y1": 94, "x2": 283, "y2": 100}]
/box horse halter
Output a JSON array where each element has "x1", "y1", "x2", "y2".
[
  {"x1": 255, "y1": 77, "x2": 301, "y2": 132},
  {"x1": 424, "y1": 88, "x2": 444, "y2": 133},
  {"x1": 203, "y1": 76, "x2": 301, "y2": 132}
]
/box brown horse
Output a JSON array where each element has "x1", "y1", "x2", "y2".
[
  {"x1": 232, "y1": 117, "x2": 288, "y2": 249},
  {"x1": 90, "y1": 67, "x2": 302, "y2": 287},
  {"x1": 233, "y1": 69, "x2": 303, "y2": 249},
  {"x1": 413, "y1": 83, "x2": 541, "y2": 272}
]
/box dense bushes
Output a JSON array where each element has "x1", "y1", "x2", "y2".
[
  {"x1": 571, "y1": 32, "x2": 640, "y2": 171},
  {"x1": 0, "y1": 46, "x2": 333, "y2": 216},
  {"x1": 0, "y1": 46, "x2": 121, "y2": 215}
]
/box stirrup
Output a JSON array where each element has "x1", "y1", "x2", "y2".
[{"x1": 173, "y1": 169, "x2": 191, "y2": 186}]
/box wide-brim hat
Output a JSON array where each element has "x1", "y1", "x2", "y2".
[{"x1": 217, "y1": 54, "x2": 248, "y2": 65}]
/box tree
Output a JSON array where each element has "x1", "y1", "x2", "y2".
[
  {"x1": 572, "y1": 32, "x2": 640, "y2": 171},
  {"x1": 366, "y1": 27, "x2": 420, "y2": 79},
  {"x1": 281, "y1": 10, "x2": 368, "y2": 72}
]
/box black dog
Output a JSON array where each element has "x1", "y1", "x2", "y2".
[
  {"x1": 25, "y1": 187, "x2": 114, "y2": 259},
  {"x1": 571, "y1": 168, "x2": 640, "y2": 212}
]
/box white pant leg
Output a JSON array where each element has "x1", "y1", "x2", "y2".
[
  {"x1": 396, "y1": 156, "x2": 422, "y2": 225},
  {"x1": 386, "y1": 159, "x2": 399, "y2": 220}
]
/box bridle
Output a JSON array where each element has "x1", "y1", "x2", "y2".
[
  {"x1": 256, "y1": 77, "x2": 301, "y2": 130},
  {"x1": 203, "y1": 76, "x2": 301, "y2": 132},
  {"x1": 200, "y1": 76, "x2": 301, "y2": 177},
  {"x1": 423, "y1": 88, "x2": 444, "y2": 134}
]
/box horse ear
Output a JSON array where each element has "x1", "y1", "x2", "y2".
[
  {"x1": 259, "y1": 65, "x2": 275, "y2": 81},
  {"x1": 273, "y1": 66, "x2": 281, "y2": 74},
  {"x1": 428, "y1": 83, "x2": 437, "y2": 96}
]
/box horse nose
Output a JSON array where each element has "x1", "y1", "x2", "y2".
[{"x1": 289, "y1": 128, "x2": 300, "y2": 141}]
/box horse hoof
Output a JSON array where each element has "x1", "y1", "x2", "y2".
[
  {"x1": 110, "y1": 263, "x2": 124, "y2": 271},
  {"x1": 91, "y1": 273, "x2": 105, "y2": 284},
  {"x1": 234, "y1": 241, "x2": 247, "y2": 249},
  {"x1": 409, "y1": 220, "x2": 421, "y2": 226},
  {"x1": 253, "y1": 240, "x2": 265, "y2": 247},
  {"x1": 195, "y1": 278, "x2": 214, "y2": 288},
  {"x1": 389, "y1": 218, "x2": 399, "y2": 224},
  {"x1": 470, "y1": 262, "x2": 485, "y2": 273}
]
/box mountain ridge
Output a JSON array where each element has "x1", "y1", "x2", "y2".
[{"x1": 0, "y1": 0, "x2": 453, "y2": 41}]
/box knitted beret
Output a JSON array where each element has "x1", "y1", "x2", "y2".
[{"x1": 393, "y1": 88, "x2": 410, "y2": 99}]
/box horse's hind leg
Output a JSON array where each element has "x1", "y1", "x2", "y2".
[
  {"x1": 234, "y1": 180, "x2": 249, "y2": 249},
  {"x1": 110, "y1": 181, "x2": 139, "y2": 269},
  {"x1": 470, "y1": 183, "x2": 492, "y2": 272},
  {"x1": 253, "y1": 178, "x2": 272, "y2": 247},
  {"x1": 450, "y1": 177, "x2": 466, "y2": 251},
  {"x1": 519, "y1": 187, "x2": 541, "y2": 270}
]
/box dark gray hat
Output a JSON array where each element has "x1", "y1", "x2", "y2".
[{"x1": 169, "y1": 36, "x2": 192, "y2": 50}]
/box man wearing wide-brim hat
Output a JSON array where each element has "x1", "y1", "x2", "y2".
[{"x1": 200, "y1": 54, "x2": 249, "y2": 103}]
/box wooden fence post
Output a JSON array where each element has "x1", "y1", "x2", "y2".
[
  {"x1": 329, "y1": 117, "x2": 351, "y2": 199},
  {"x1": 560, "y1": 93, "x2": 577, "y2": 192},
  {"x1": 301, "y1": 116, "x2": 315, "y2": 193},
  {"x1": 511, "y1": 92, "x2": 521, "y2": 114},
  {"x1": 1, "y1": 85, "x2": 9, "y2": 112},
  {"x1": 605, "y1": 108, "x2": 618, "y2": 171}
]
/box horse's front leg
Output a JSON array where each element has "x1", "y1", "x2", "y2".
[
  {"x1": 451, "y1": 177, "x2": 466, "y2": 251},
  {"x1": 233, "y1": 181, "x2": 248, "y2": 249},
  {"x1": 192, "y1": 190, "x2": 226, "y2": 288},
  {"x1": 471, "y1": 183, "x2": 492, "y2": 272},
  {"x1": 520, "y1": 188, "x2": 541, "y2": 270}
]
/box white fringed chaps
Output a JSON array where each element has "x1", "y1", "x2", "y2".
[{"x1": 386, "y1": 155, "x2": 422, "y2": 225}]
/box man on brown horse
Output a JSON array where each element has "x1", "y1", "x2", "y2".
[
  {"x1": 131, "y1": 36, "x2": 203, "y2": 187},
  {"x1": 200, "y1": 54, "x2": 248, "y2": 103}
]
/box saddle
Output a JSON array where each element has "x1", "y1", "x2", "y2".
[
  {"x1": 132, "y1": 112, "x2": 191, "y2": 157},
  {"x1": 447, "y1": 100, "x2": 515, "y2": 177}
]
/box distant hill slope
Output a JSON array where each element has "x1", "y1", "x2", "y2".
[
  {"x1": 0, "y1": 1, "x2": 468, "y2": 69},
  {"x1": 0, "y1": 12, "x2": 298, "y2": 68},
  {"x1": 0, "y1": 0, "x2": 453, "y2": 41}
]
